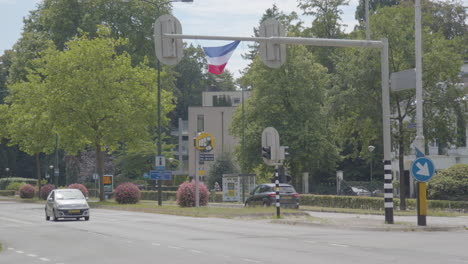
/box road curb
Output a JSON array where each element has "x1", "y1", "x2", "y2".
[{"x1": 271, "y1": 218, "x2": 467, "y2": 232}]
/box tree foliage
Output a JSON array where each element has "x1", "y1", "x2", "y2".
[
  {"x1": 428, "y1": 164, "x2": 468, "y2": 201},
  {"x1": 207, "y1": 152, "x2": 238, "y2": 190},
  {"x1": 12, "y1": 27, "x2": 174, "y2": 200},
  {"x1": 233, "y1": 45, "x2": 338, "y2": 187}
]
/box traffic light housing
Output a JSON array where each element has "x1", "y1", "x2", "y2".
[{"x1": 262, "y1": 146, "x2": 271, "y2": 160}]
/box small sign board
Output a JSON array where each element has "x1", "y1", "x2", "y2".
[
  {"x1": 143, "y1": 172, "x2": 149, "y2": 179},
  {"x1": 103, "y1": 175, "x2": 113, "y2": 194},
  {"x1": 411, "y1": 157, "x2": 435, "y2": 182},
  {"x1": 150, "y1": 170, "x2": 172, "y2": 180},
  {"x1": 199, "y1": 153, "x2": 215, "y2": 161},
  {"x1": 155, "y1": 156, "x2": 166, "y2": 171},
  {"x1": 195, "y1": 132, "x2": 216, "y2": 152}
]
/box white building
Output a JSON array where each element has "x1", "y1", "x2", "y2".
[{"x1": 173, "y1": 90, "x2": 251, "y2": 179}]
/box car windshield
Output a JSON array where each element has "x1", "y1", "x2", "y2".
[
  {"x1": 279, "y1": 186, "x2": 296, "y2": 193},
  {"x1": 55, "y1": 191, "x2": 85, "y2": 200}
]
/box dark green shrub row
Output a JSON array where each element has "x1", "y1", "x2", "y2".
[
  {"x1": 0, "y1": 178, "x2": 37, "y2": 190},
  {"x1": 0, "y1": 190, "x2": 15, "y2": 196},
  {"x1": 299, "y1": 194, "x2": 468, "y2": 210},
  {"x1": 141, "y1": 191, "x2": 177, "y2": 201}
]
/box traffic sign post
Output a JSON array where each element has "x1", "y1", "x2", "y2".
[
  {"x1": 194, "y1": 132, "x2": 215, "y2": 208},
  {"x1": 411, "y1": 156, "x2": 435, "y2": 226},
  {"x1": 150, "y1": 170, "x2": 172, "y2": 180}
]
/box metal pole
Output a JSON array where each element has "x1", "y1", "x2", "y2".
[
  {"x1": 195, "y1": 149, "x2": 199, "y2": 207},
  {"x1": 415, "y1": 0, "x2": 424, "y2": 153},
  {"x1": 417, "y1": 182, "x2": 427, "y2": 226},
  {"x1": 54, "y1": 134, "x2": 59, "y2": 186},
  {"x1": 241, "y1": 86, "x2": 245, "y2": 203},
  {"x1": 381, "y1": 38, "x2": 394, "y2": 224},
  {"x1": 365, "y1": 0, "x2": 370, "y2": 40},
  {"x1": 157, "y1": 59, "x2": 162, "y2": 206},
  {"x1": 275, "y1": 165, "x2": 280, "y2": 218}
]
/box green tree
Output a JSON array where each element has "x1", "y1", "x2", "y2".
[
  {"x1": 20, "y1": 27, "x2": 174, "y2": 201},
  {"x1": 298, "y1": 0, "x2": 349, "y2": 71},
  {"x1": 233, "y1": 45, "x2": 337, "y2": 189},
  {"x1": 2, "y1": 72, "x2": 56, "y2": 195},
  {"x1": 427, "y1": 164, "x2": 468, "y2": 201},
  {"x1": 207, "y1": 152, "x2": 238, "y2": 191},
  {"x1": 331, "y1": 4, "x2": 465, "y2": 209}
]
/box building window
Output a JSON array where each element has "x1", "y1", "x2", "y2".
[
  {"x1": 232, "y1": 97, "x2": 240, "y2": 104},
  {"x1": 213, "y1": 95, "x2": 232, "y2": 106},
  {"x1": 197, "y1": 115, "x2": 204, "y2": 132}
]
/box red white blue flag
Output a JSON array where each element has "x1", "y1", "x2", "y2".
[{"x1": 202, "y1": 41, "x2": 240, "y2": 75}]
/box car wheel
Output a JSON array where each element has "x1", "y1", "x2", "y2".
[
  {"x1": 53, "y1": 210, "x2": 59, "y2": 222},
  {"x1": 45, "y1": 209, "x2": 50, "y2": 221},
  {"x1": 84, "y1": 216, "x2": 90, "y2": 221}
]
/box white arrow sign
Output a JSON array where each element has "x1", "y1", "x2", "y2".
[{"x1": 416, "y1": 162, "x2": 429, "y2": 176}]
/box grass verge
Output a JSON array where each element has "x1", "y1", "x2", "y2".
[{"x1": 90, "y1": 200, "x2": 305, "y2": 219}]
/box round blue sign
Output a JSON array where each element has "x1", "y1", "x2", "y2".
[{"x1": 411, "y1": 157, "x2": 435, "y2": 182}]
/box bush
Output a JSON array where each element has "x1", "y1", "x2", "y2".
[
  {"x1": 0, "y1": 177, "x2": 37, "y2": 190},
  {"x1": 19, "y1": 184, "x2": 35, "y2": 199},
  {"x1": 6, "y1": 182, "x2": 25, "y2": 191},
  {"x1": 114, "y1": 182, "x2": 141, "y2": 204},
  {"x1": 428, "y1": 164, "x2": 468, "y2": 201},
  {"x1": 40, "y1": 184, "x2": 56, "y2": 200},
  {"x1": 176, "y1": 180, "x2": 209, "y2": 207},
  {"x1": 68, "y1": 183, "x2": 89, "y2": 197}
]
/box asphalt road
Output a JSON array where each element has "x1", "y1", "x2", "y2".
[{"x1": 1, "y1": 201, "x2": 467, "y2": 264}]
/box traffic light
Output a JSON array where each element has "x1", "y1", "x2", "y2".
[{"x1": 262, "y1": 146, "x2": 271, "y2": 160}]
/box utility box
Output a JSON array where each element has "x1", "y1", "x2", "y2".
[{"x1": 222, "y1": 174, "x2": 256, "y2": 202}]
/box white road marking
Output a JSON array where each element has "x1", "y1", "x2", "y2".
[
  {"x1": 8, "y1": 247, "x2": 15, "y2": 250},
  {"x1": 243, "y1": 258, "x2": 261, "y2": 263},
  {"x1": 151, "y1": 243, "x2": 160, "y2": 246},
  {"x1": 304, "y1": 240, "x2": 316, "y2": 244},
  {"x1": 330, "y1": 243, "x2": 349, "y2": 248},
  {"x1": 189, "y1": 249, "x2": 203, "y2": 254},
  {"x1": 27, "y1": 254, "x2": 38, "y2": 257},
  {"x1": 16, "y1": 250, "x2": 24, "y2": 254},
  {"x1": 0, "y1": 216, "x2": 34, "y2": 225},
  {"x1": 168, "y1": 246, "x2": 182, "y2": 250},
  {"x1": 39, "y1": 257, "x2": 50, "y2": 261}
]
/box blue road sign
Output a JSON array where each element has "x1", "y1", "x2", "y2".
[
  {"x1": 143, "y1": 172, "x2": 149, "y2": 179},
  {"x1": 150, "y1": 170, "x2": 172, "y2": 180},
  {"x1": 411, "y1": 157, "x2": 435, "y2": 182}
]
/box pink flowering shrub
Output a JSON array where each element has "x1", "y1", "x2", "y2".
[
  {"x1": 19, "y1": 184, "x2": 36, "y2": 199},
  {"x1": 68, "y1": 183, "x2": 89, "y2": 197},
  {"x1": 114, "y1": 182, "x2": 141, "y2": 204},
  {"x1": 176, "y1": 180, "x2": 209, "y2": 207},
  {"x1": 40, "y1": 184, "x2": 56, "y2": 200}
]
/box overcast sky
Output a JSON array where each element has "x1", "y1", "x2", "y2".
[{"x1": 1, "y1": 0, "x2": 466, "y2": 78}]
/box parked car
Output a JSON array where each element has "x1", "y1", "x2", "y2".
[
  {"x1": 342, "y1": 185, "x2": 372, "y2": 196},
  {"x1": 45, "y1": 188, "x2": 90, "y2": 221},
  {"x1": 244, "y1": 183, "x2": 299, "y2": 209}
]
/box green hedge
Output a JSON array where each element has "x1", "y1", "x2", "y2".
[
  {"x1": 299, "y1": 194, "x2": 468, "y2": 210},
  {"x1": 0, "y1": 190, "x2": 16, "y2": 196},
  {"x1": 0, "y1": 178, "x2": 38, "y2": 190},
  {"x1": 133, "y1": 191, "x2": 468, "y2": 211}
]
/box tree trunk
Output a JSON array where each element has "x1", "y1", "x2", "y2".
[
  {"x1": 398, "y1": 121, "x2": 407, "y2": 210},
  {"x1": 96, "y1": 143, "x2": 105, "y2": 201},
  {"x1": 35, "y1": 153, "x2": 42, "y2": 198}
]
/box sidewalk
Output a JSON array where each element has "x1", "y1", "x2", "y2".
[{"x1": 277, "y1": 210, "x2": 468, "y2": 232}]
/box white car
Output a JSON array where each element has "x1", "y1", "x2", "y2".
[{"x1": 45, "y1": 189, "x2": 90, "y2": 221}]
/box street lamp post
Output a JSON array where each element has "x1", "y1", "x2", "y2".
[
  {"x1": 368, "y1": 145, "x2": 375, "y2": 184},
  {"x1": 123, "y1": 0, "x2": 193, "y2": 206}
]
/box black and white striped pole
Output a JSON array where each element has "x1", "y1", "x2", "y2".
[
  {"x1": 274, "y1": 165, "x2": 280, "y2": 218},
  {"x1": 383, "y1": 160, "x2": 394, "y2": 224}
]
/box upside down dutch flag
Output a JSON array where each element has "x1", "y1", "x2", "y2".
[{"x1": 202, "y1": 41, "x2": 240, "y2": 75}]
